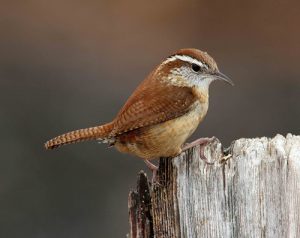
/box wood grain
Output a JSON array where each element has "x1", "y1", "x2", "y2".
[{"x1": 128, "y1": 134, "x2": 300, "y2": 238}]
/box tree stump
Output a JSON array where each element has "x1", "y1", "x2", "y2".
[{"x1": 128, "y1": 134, "x2": 300, "y2": 238}]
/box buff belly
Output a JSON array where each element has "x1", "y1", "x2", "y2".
[{"x1": 114, "y1": 101, "x2": 207, "y2": 159}]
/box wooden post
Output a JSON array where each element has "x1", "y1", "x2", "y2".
[{"x1": 128, "y1": 134, "x2": 300, "y2": 238}]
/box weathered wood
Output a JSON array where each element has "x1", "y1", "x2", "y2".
[
  {"x1": 128, "y1": 171, "x2": 153, "y2": 238},
  {"x1": 128, "y1": 134, "x2": 300, "y2": 238}
]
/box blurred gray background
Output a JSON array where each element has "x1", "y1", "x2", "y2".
[{"x1": 0, "y1": 0, "x2": 299, "y2": 237}]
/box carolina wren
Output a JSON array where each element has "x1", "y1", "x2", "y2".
[{"x1": 45, "y1": 48, "x2": 233, "y2": 175}]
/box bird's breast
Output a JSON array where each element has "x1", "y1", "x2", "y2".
[{"x1": 115, "y1": 100, "x2": 208, "y2": 159}]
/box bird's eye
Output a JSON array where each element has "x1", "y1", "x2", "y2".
[{"x1": 191, "y1": 63, "x2": 201, "y2": 72}]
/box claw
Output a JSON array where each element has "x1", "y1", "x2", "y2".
[
  {"x1": 144, "y1": 159, "x2": 159, "y2": 184},
  {"x1": 182, "y1": 137, "x2": 216, "y2": 164}
]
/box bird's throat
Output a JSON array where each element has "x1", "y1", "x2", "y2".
[{"x1": 192, "y1": 86, "x2": 209, "y2": 104}]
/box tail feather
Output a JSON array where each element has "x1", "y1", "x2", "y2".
[{"x1": 45, "y1": 122, "x2": 114, "y2": 150}]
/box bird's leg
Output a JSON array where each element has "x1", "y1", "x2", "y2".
[
  {"x1": 144, "y1": 159, "x2": 159, "y2": 184},
  {"x1": 182, "y1": 137, "x2": 216, "y2": 164}
]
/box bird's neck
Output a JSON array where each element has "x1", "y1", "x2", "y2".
[{"x1": 192, "y1": 86, "x2": 209, "y2": 104}]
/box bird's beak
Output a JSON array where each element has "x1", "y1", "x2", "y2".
[{"x1": 213, "y1": 71, "x2": 234, "y2": 86}]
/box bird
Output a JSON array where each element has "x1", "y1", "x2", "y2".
[{"x1": 45, "y1": 48, "x2": 233, "y2": 180}]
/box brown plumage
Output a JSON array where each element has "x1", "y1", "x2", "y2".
[
  {"x1": 45, "y1": 122, "x2": 113, "y2": 149},
  {"x1": 45, "y1": 48, "x2": 233, "y2": 161}
]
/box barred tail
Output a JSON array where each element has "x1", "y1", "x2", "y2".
[{"x1": 45, "y1": 122, "x2": 114, "y2": 150}]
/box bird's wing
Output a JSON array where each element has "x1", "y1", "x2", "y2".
[{"x1": 110, "y1": 78, "x2": 197, "y2": 136}]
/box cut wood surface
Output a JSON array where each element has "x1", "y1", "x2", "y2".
[{"x1": 128, "y1": 134, "x2": 300, "y2": 238}]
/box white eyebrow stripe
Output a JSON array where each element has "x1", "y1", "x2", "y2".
[{"x1": 162, "y1": 54, "x2": 206, "y2": 68}]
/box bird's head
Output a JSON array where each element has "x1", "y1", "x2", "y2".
[{"x1": 158, "y1": 48, "x2": 233, "y2": 90}]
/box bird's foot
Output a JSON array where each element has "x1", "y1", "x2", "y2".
[
  {"x1": 182, "y1": 137, "x2": 216, "y2": 164},
  {"x1": 144, "y1": 159, "x2": 159, "y2": 185}
]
